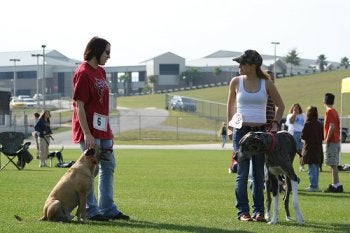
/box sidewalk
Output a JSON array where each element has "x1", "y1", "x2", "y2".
[{"x1": 27, "y1": 131, "x2": 350, "y2": 152}]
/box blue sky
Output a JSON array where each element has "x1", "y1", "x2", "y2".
[{"x1": 1, "y1": 0, "x2": 349, "y2": 66}]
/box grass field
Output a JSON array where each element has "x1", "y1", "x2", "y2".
[
  {"x1": 1, "y1": 149, "x2": 349, "y2": 233},
  {"x1": 117, "y1": 70, "x2": 350, "y2": 118}
]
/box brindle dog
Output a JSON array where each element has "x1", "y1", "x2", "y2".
[{"x1": 236, "y1": 131, "x2": 304, "y2": 225}]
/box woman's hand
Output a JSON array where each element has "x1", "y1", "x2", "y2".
[{"x1": 84, "y1": 133, "x2": 95, "y2": 149}]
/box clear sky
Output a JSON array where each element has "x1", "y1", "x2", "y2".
[{"x1": 1, "y1": 0, "x2": 349, "y2": 66}]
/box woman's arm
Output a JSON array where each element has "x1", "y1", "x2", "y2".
[{"x1": 76, "y1": 100, "x2": 94, "y2": 148}]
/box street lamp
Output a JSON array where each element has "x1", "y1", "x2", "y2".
[
  {"x1": 271, "y1": 42, "x2": 280, "y2": 78},
  {"x1": 42, "y1": 44, "x2": 46, "y2": 108},
  {"x1": 31, "y1": 53, "x2": 43, "y2": 107},
  {"x1": 9, "y1": 58, "x2": 20, "y2": 96}
]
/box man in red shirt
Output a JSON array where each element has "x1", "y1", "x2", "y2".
[{"x1": 323, "y1": 93, "x2": 343, "y2": 193}]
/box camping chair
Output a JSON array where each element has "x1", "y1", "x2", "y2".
[{"x1": 0, "y1": 132, "x2": 32, "y2": 171}]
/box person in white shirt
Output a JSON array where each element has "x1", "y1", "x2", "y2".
[{"x1": 286, "y1": 103, "x2": 306, "y2": 171}]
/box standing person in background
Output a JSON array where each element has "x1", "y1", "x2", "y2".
[
  {"x1": 227, "y1": 50, "x2": 285, "y2": 222},
  {"x1": 72, "y1": 36, "x2": 130, "y2": 221},
  {"x1": 34, "y1": 110, "x2": 52, "y2": 168},
  {"x1": 301, "y1": 106, "x2": 324, "y2": 192},
  {"x1": 286, "y1": 103, "x2": 306, "y2": 171},
  {"x1": 219, "y1": 122, "x2": 227, "y2": 148},
  {"x1": 32, "y1": 112, "x2": 40, "y2": 159},
  {"x1": 323, "y1": 93, "x2": 343, "y2": 193},
  {"x1": 265, "y1": 70, "x2": 276, "y2": 129}
]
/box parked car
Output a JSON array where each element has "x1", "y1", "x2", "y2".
[
  {"x1": 22, "y1": 97, "x2": 37, "y2": 108},
  {"x1": 17, "y1": 95, "x2": 31, "y2": 100},
  {"x1": 33, "y1": 93, "x2": 43, "y2": 100},
  {"x1": 170, "y1": 95, "x2": 197, "y2": 112},
  {"x1": 10, "y1": 99, "x2": 27, "y2": 109},
  {"x1": 280, "y1": 117, "x2": 348, "y2": 143}
]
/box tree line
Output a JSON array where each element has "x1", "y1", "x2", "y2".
[{"x1": 285, "y1": 49, "x2": 349, "y2": 75}]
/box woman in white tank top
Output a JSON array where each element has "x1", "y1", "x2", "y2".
[{"x1": 227, "y1": 50, "x2": 285, "y2": 222}]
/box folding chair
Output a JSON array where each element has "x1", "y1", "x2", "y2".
[{"x1": 0, "y1": 131, "x2": 32, "y2": 171}]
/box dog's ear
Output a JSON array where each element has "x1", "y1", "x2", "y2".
[
  {"x1": 85, "y1": 148, "x2": 95, "y2": 157},
  {"x1": 239, "y1": 131, "x2": 254, "y2": 145}
]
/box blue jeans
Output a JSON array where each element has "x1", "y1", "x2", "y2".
[
  {"x1": 221, "y1": 135, "x2": 227, "y2": 145},
  {"x1": 79, "y1": 139, "x2": 121, "y2": 218},
  {"x1": 293, "y1": 131, "x2": 303, "y2": 152},
  {"x1": 233, "y1": 126, "x2": 265, "y2": 218},
  {"x1": 308, "y1": 163, "x2": 319, "y2": 189}
]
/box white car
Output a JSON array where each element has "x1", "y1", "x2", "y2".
[
  {"x1": 18, "y1": 95, "x2": 31, "y2": 100},
  {"x1": 33, "y1": 93, "x2": 43, "y2": 100},
  {"x1": 22, "y1": 98, "x2": 38, "y2": 108}
]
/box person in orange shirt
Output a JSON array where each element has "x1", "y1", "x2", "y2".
[{"x1": 323, "y1": 93, "x2": 343, "y2": 193}]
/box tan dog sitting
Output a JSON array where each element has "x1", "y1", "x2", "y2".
[{"x1": 40, "y1": 146, "x2": 107, "y2": 223}]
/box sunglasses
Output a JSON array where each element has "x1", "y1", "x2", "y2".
[{"x1": 105, "y1": 50, "x2": 110, "y2": 56}]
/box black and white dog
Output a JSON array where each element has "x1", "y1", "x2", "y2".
[
  {"x1": 48, "y1": 146, "x2": 64, "y2": 167},
  {"x1": 236, "y1": 131, "x2": 304, "y2": 225}
]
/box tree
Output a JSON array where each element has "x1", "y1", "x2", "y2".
[
  {"x1": 118, "y1": 73, "x2": 130, "y2": 95},
  {"x1": 285, "y1": 49, "x2": 300, "y2": 76},
  {"x1": 317, "y1": 54, "x2": 327, "y2": 72},
  {"x1": 213, "y1": 67, "x2": 222, "y2": 77},
  {"x1": 340, "y1": 57, "x2": 349, "y2": 69},
  {"x1": 147, "y1": 75, "x2": 158, "y2": 94},
  {"x1": 180, "y1": 67, "x2": 199, "y2": 87}
]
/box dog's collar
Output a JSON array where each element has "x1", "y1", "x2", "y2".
[
  {"x1": 266, "y1": 132, "x2": 277, "y2": 154},
  {"x1": 87, "y1": 156, "x2": 97, "y2": 165}
]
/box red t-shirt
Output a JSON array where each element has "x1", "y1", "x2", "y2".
[
  {"x1": 72, "y1": 62, "x2": 112, "y2": 143},
  {"x1": 324, "y1": 108, "x2": 340, "y2": 143}
]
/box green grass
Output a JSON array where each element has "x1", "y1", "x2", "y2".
[{"x1": 1, "y1": 149, "x2": 349, "y2": 232}]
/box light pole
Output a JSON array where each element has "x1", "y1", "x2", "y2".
[
  {"x1": 31, "y1": 53, "x2": 43, "y2": 107},
  {"x1": 271, "y1": 42, "x2": 280, "y2": 78},
  {"x1": 9, "y1": 58, "x2": 20, "y2": 96},
  {"x1": 42, "y1": 44, "x2": 46, "y2": 108}
]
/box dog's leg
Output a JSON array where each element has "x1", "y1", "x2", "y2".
[
  {"x1": 77, "y1": 192, "x2": 88, "y2": 223},
  {"x1": 291, "y1": 180, "x2": 304, "y2": 225},
  {"x1": 265, "y1": 185, "x2": 271, "y2": 222},
  {"x1": 46, "y1": 200, "x2": 68, "y2": 222},
  {"x1": 268, "y1": 175, "x2": 279, "y2": 225},
  {"x1": 265, "y1": 171, "x2": 274, "y2": 222},
  {"x1": 268, "y1": 191, "x2": 279, "y2": 225},
  {"x1": 283, "y1": 177, "x2": 292, "y2": 221}
]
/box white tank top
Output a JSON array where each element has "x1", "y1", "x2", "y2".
[{"x1": 236, "y1": 76, "x2": 267, "y2": 124}]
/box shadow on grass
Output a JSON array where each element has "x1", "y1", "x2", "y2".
[
  {"x1": 66, "y1": 219, "x2": 251, "y2": 233},
  {"x1": 276, "y1": 220, "x2": 350, "y2": 233},
  {"x1": 299, "y1": 190, "x2": 350, "y2": 199}
]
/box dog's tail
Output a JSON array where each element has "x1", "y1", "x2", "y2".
[
  {"x1": 14, "y1": 215, "x2": 23, "y2": 221},
  {"x1": 39, "y1": 216, "x2": 48, "y2": 221},
  {"x1": 58, "y1": 145, "x2": 64, "y2": 153}
]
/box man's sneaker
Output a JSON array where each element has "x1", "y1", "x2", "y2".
[
  {"x1": 253, "y1": 213, "x2": 266, "y2": 222},
  {"x1": 239, "y1": 213, "x2": 252, "y2": 222},
  {"x1": 88, "y1": 214, "x2": 109, "y2": 221},
  {"x1": 110, "y1": 212, "x2": 130, "y2": 220},
  {"x1": 324, "y1": 184, "x2": 344, "y2": 193}
]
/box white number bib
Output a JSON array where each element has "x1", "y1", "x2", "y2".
[
  {"x1": 229, "y1": 113, "x2": 243, "y2": 129},
  {"x1": 93, "y1": 113, "x2": 108, "y2": 132}
]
